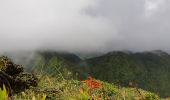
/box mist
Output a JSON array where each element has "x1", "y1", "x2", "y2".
[{"x1": 1, "y1": 0, "x2": 170, "y2": 53}]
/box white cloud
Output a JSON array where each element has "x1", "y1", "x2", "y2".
[
  {"x1": 0, "y1": 0, "x2": 170, "y2": 53},
  {"x1": 145, "y1": 0, "x2": 166, "y2": 16}
]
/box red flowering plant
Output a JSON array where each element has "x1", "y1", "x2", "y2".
[
  {"x1": 79, "y1": 77, "x2": 103, "y2": 99},
  {"x1": 82, "y1": 77, "x2": 102, "y2": 90}
]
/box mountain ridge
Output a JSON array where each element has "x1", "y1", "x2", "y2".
[
  {"x1": 87, "y1": 50, "x2": 170, "y2": 97},
  {"x1": 2, "y1": 50, "x2": 170, "y2": 97}
]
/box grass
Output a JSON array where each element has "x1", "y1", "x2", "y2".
[
  {"x1": 0, "y1": 56, "x2": 163, "y2": 100},
  {"x1": 11, "y1": 72, "x2": 160, "y2": 100}
]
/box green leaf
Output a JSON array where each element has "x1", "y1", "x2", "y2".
[{"x1": 0, "y1": 84, "x2": 8, "y2": 100}]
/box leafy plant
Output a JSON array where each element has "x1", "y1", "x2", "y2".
[{"x1": 0, "y1": 84, "x2": 8, "y2": 100}]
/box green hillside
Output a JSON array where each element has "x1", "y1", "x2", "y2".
[
  {"x1": 26, "y1": 50, "x2": 170, "y2": 97},
  {"x1": 87, "y1": 50, "x2": 170, "y2": 97},
  {"x1": 2, "y1": 50, "x2": 170, "y2": 99},
  {"x1": 0, "y1": 55, "x2": 161, "y2": 100},
  {"x1": 13, "y1": 74, "x2": 160, "y2": 100},
  {"x1": 30, "y1": 51, "x2": 89, "y2": 80}
]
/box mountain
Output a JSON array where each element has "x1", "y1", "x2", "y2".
[
  {"x1": 3, "y1": 51, "x2": 89, "y2": 79},
  {"x1": 86, "y1": 50, "x2": 170, "y2": 97},
  {"x1": 1, "y1": 55, "x2": 160, "y2": 100},
  {"x1": 3, "y1": 50, "x2": 170, "y2": 97},
  {"x1": 31, "y1": 51, "x2": 90, "y2": 80}
]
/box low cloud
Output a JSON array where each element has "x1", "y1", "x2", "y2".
[{"x1": 0, "y1": 0, "x2": 170, "y2": 53}]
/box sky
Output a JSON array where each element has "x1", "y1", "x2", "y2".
[{"x1": 0, "y1": 0, "x2": 170, "y2": 53}]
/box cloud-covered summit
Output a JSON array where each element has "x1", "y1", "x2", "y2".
[{"x1": 0, "y1": 0, "x2": 170, "y2": 53}]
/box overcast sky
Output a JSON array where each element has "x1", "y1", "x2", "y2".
[{"x1": 0, "y1": 0, "x2": 170, "y2": 53}]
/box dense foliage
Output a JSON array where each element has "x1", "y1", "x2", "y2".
[
  {"x1": 1, "y1": 50, "x2": 170, "y2": 99},
  {"x1": 0, "y1": 56, "x2": 38, "y2": 95},
  {"x1": 87, "y1": 51, "x2": 170, "y2": 97}
]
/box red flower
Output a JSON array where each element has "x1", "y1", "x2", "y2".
[{"x1": 82, "y1": 77, "x2": 102, "y2": 89}]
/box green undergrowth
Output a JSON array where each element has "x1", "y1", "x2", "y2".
[
  {"x1": 0, "y1": 54, "x2": 164, "y2": 100},
  {"x1": 13, "y1": 72, "x2": 160, "y2": 100}
]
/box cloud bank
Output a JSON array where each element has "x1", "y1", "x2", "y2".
[{"x1": 0, "y1": 0, "x2": 170, "y2": 53}]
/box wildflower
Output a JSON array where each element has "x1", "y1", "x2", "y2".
[{"x1": 82, "y1": 77, "x2": 102, "y2": 89}]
